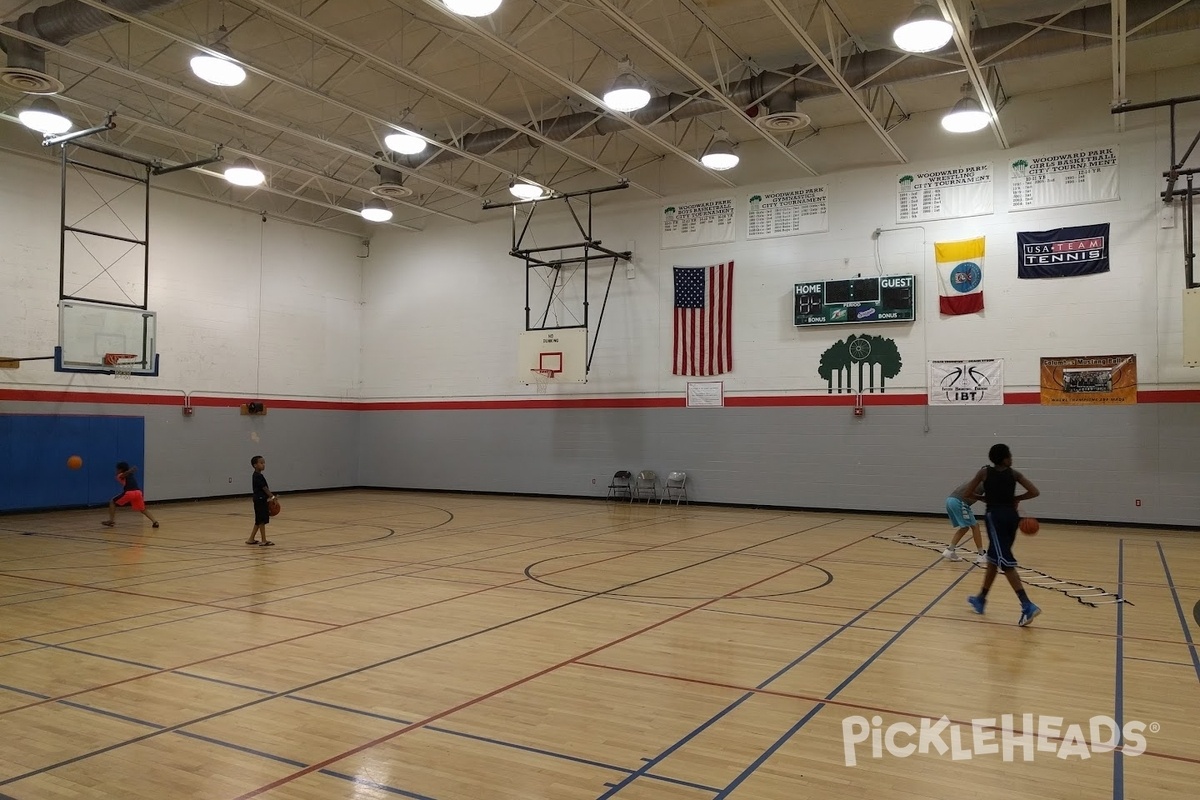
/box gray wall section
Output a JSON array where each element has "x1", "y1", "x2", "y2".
[
  {"x1": 0, "y1": 401, "x2": 359, "y2": 504},
  {"x1": 358, "y1": 403, "x2": 1200, "y2": 527}
]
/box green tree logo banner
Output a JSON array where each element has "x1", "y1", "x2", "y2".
[{"x1": 818, "y1": 334, "x2": 903, "y2": 394}]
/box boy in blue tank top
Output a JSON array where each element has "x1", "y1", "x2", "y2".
[{"x1": 961, "y1": 444, "x2": 1042, "y2": 626}]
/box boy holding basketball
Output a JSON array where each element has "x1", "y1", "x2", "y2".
[
  {"x1": 964, "y1": 444, "x2": 1042, "y2": 626},
  {"x1": 102, "y1": 462, "x2": 159, "y2": 528},
  {"x1": 246, "y1": 455, "x2": 277, "y2": 546},
  {"x1": 941, "y1": 479, "x2": 986, "y2": 564}
]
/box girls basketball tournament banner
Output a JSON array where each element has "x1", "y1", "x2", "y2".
[
  {"x1": 673, "y1": 262, "x2": 733, "y2": 376},
  {"x1": 896, "y1": 163, "x2": 992, "y2": 223},
  {"x1": 935, "y1": 237, "x2": 985, "y2": 315},
  {"x1": 928, "y1": 359, "x2": 1004, "y2": 405},
  {"x1": 1040, "y1": 354, "x2": 1137, "y2": 405},
  {"x1": 661, "y1": 198, "x2": 735, "y2": 249},
  {"x1": 1010, "y1": 146, "x2": 1119, "y2": 211}
]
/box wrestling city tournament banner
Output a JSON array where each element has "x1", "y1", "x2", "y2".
[
  {"x1": 929, "y1": 359, "x2": 1004, "y2": 406},
  {"x1": 1040, "y1": 355, "x2": 1137, "y2": 405},
  {"x1": 661, "y1": 198, "x2": 735, "y2": 249},
  {"x1": 1010, "y1": 146, "x2": 1119, "y2": 211},
  {"x1": 896, "y1": 163, "x2": 992, "y2": 223}
]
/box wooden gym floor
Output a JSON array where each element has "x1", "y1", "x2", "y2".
[{"x1": 0, "y1": 490, "x2": 1197, "y2": 799}]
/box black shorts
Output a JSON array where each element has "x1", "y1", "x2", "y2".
[
  {"x1": 253, "y1": 499, "x2": 270, "y2": 525},
  {"x1": 984, "y1": 507, "x2": 1019, "y2": 568}
]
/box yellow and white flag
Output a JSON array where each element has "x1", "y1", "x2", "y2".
[{"x1": 935, "y1": 237, "x2": 985, "y2": 315}]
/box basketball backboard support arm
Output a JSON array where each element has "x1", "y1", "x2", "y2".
[{"x1": 485, "y1": 182, "x2": 632, "y2": 375}]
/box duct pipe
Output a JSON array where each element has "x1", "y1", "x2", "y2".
[
  {"x1": 1, "y1": 0, "x2": 185, "y2": 90},
  {"x1": 394, "y1": 0, "x2": 1198, "y2": 168}
]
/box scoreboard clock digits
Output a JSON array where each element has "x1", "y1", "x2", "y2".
[{"x1": 794, "y1": 274, "x2": 916, "y2": 327}]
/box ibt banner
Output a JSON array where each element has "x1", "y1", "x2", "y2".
[
  {"x1": 929, "y1": 359, "x2": 1004, "y2": 406},
  {"x1": 1018, "y1": 223, "x2": 1110, "y2": 279}
]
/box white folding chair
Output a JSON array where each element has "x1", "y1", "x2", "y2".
[{"x1": 660, "y1": 472, "x2": 688, "y2": 505}]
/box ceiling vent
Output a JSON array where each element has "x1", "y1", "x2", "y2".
[
  {"x1": 0, "y1": 41, "x2": 63, "y2": 93},
  {"x1": 372, "y1": 164, "x2": 414, "y2": 199},
  {"x1": 754, "y1": 92, "x2": 811, "y2": 133}
]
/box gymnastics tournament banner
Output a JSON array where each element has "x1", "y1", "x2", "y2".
[
  {"x1": 1018, "y1": 223, "x2": 1110, "y2": 279},
  {"x1": 661, "y1": 198, "x2": 735, "y2": 249},
  {"x1": 1010, "y1": 146, "x2": 1119, "y2": 211},
  {"x1": 929, "y1": 359, "x2": 1004, "y2": 406},
  {"x1": 1040, "y1": 354, "x2": 1137, "y2": 406},
  {"x1": 747, "y1": 185, "x2": 829, "y2": 239},
  {"x1": 896, "y1": 163, "x2": 992, "y2": 223}
]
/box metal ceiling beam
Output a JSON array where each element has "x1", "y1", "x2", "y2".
[
  {"x1": 408, "y1": 0, "x2": 737, "y2": 188},
  {"x1": 246, "y1": 0, "x2": 662, "y2": 199},
  {"x1": 70, "y1": 0, "x2": 528, "y2": 192},
  {"x1": 757, "y1": 0, "x2": 907, "y2": 163},
  {"x1": 1112, "y1": 0, "x2": 1127, "y2": 131},
  {"x1": 585, "y1": 0, "x2": 818, "y2": 176},
  {"x1": 0, "y1": 23, "x2": 485, "y2": 211},
  {"x1": 936, "y1": 0, "x2": 1009, "y2": 149}
]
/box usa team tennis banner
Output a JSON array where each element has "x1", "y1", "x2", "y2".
[
  {"x1": 896, "y1": 163, "x2": 992, "y2": 223},
  {"x1": 673, "y1": 262, "x2": 733, "y2": 376},
  {"x1": 929, "y1": 359, "x2": 1004, "y2": 406},
  {"x1": 935, "y1": 237, "x2": 985, "y2": 315},
  {"x1": 1040, "y1": 355, "x2": 1137, "y2": 405},
  {"x1": 1010, "y1": 146, "x2": 1119, "y2": 211},
  {"x1": 661, "y1": 198, "x2": 735, "y2": 249},
  {"x1": 1018, "y1": 223, "x2": 1110, "y2": 279}
]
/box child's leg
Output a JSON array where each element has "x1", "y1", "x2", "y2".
[
  {"x1": 949, "y1": 527, "x2": 968, "y2": 548},
  {"x1": 247, "y1": 524, "x2": 261, "y2": 544},
  {"x1": 104, "y1": 498, "x2": 117, "y2": 525},
  {"x1": 978, "y1": 561, "x2": 998, "y2": 595},
  {"x1": 969, "y1": 523, "x2": 983, "y2": 552},
  {"x1": 140, "y1": 508, "x2": 159, "y2": 525}
]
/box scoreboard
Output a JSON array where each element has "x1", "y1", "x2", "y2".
[{"x1": 794, "y1": 274, "x2": 916, "y2": 327}]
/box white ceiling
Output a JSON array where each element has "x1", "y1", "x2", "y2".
[{"x1": 1, "y1": 0, "x2": 1198, "y2": 235}]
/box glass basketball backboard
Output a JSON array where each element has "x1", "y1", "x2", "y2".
[{"x1": 56, "y1": 300, "x2": 159, "y2": 376}]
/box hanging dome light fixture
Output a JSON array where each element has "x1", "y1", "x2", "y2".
[
  {"x1": 941, "y1": 85, "x2": 991, "y2": 133},
  {"x1": 19, "y1": 97, "x2": 72, "y2": 134},
  {"x1": 224, "y1": 157, "x2": 265, "y2": 186},
  {"x1": 603, "y1": 58, "x2": 650, "y2": 113},
  {"x1": 443, "y1": 0, "x2": 502, "y2": 17},
  {"x1": 892, "y1": 2, "x2": 953, "y2": 53},
  {"x1": 508, "y1": 177, "x2": 550, "y2": 201},
  {"x1": 700, "y1": 129, "x2": 739, "y2": 171},
  {"x1": 360, "y1": 199, "x2": 393, "y2": 222}
]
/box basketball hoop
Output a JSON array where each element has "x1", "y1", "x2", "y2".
[
  {"x1": 103, "y1": 353, "x2": 137, "y2": 380},
  {"x1": 530, "y1": 368, "x2": 557, "y2": 393}
]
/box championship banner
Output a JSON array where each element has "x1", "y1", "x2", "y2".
[
  {"x1": 747, "y1": 185, "x2": 828, "y2": 239},
  {"x1": 896, "y1": 164, "x2": 992, "y2": 223},
  {"x1": 929, "y1": 359, "x2": 1004, "y2": 406},
  {"x1": 1010, "y1": 146, "x2": 1119, "y2": 211},
  {"x1": 1040, "y1": 355, "x2": 1137, "y2": 406},
  {"x1": 661, "y1": 198, "x2": 735, "y2": 249},
  {"x1": 1018, "y1": 223, "x2": 1110, "y2": 279}
]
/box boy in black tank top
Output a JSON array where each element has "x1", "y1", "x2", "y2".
[{"x1": 961, "y1": 443, "x2": 1043, "y2": 626}]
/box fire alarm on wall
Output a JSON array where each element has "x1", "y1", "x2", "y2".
[
  {"x1": 853, "y1": 406, "x2": 864, "y2": 417},
  {"x1": 242, "y1": 402, "x2": 267, "y2": 415}
]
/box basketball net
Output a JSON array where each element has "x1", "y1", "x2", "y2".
[
  {"x1": 104, "y1": 353, "x2": 136, "y2": 380},
  {"x1": 530, "y1": 369, "x2": 555, "y2": 394}
]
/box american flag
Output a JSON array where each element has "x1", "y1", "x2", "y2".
[{"x1": 673, "y1": 262, "x2": 734, "y2": 376}]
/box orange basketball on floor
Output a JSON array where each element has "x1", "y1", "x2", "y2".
[
  {"x1": 67, "y1": 455, "x2": 83, "y2": 470},
  {"x1": 1019, "y1": 517, "x2": 1040, "y2": 535}
]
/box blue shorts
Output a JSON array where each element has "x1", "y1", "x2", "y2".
[
  {"x1": 984, "y1": 507, "x2": 1020, "y2": 569},
  {"x1": 946, "y1": 496, "x2": 976, "y2": 528}
]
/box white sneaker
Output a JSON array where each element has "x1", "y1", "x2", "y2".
[
  {"x1": 974, "y1": 551, "x2": 988, "y2": 565},
  {"x1": 942, "y1": 548, "x2": 961, "y2": 561}
]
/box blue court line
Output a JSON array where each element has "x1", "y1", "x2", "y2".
[
  {"x1": 709, "y1": 568, "x2": 971, "y2": 799},
  {"x1": 1125, "y1": 655, "x2": 1197, "y2": 668},
  {"x1": 319, "y1": 769, "x2": 438, "y2": 799},
  {"x1": 1154, "y1": 541, "x2": 1200, "y2": 684},
  {"x1": 1114, "y1": 539, "x2": 1125, "y2": 800},
  {"x1": 20, "y1": 639, "x2": 162, "y2": 670},
  {"x1": 594, "y1": 556, "x2": 947, "y2": 799}
]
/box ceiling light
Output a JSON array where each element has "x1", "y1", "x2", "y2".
[
  {"x1": 603, "y1": 59, "x2": 650, "y2": 113},
  {"x1": 18, "y1": 97, "x2": 72, "y2": 135},
  {"x1": 361, "y1": 199, "x2": 393, "y2": 222},
  {"x1": 190, "y1": 44, "x2": 246, "y2": 87},
  {"x1": 942, "y1": 93, "x2": 991, "y2": 133},
  {"x1": 892, "y1": 2, "x2": 953, "y2": 53},
  {"x1": 509, "y1": 177, "x2": 549, "y2": 201},
  {"x1": 224, "y1": 157, "x2": 265, "y2": 186},
  {"x1": 700, "y1": 129, "x2": 739, "y2": 171},
  {"x1": 443, "y1": 0, "x2": 502, "y2": 17},
  {"x1": 384, "y1": 130, "x2": 427, "y2": 155}
]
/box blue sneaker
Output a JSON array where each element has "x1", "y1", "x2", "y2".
[
  {"x1": 967, "y1": 595, "x2": 986, "y2": 614},
  {"x1": 1018, "y1": 603, "x2": 1042, "y2": 627}
]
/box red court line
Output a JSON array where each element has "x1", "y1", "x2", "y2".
[
  {"x1": 574, "y1": 660, "x2": 1200, "y2": 767},
  {"x1": 228, "y1": 527, "x2": 886, "y2": 799},
  {"x1": 0, "y1": 513, "x2": 792, "y2": 717}
]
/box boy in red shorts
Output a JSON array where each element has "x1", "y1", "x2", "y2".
[{"x1": 102, "y1": 462, "x2": 160, "y2": 528}]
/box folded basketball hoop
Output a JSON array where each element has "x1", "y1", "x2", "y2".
[
  {"x1": 103, "y1": 352, "x2": 138, "y2": 379},
  {"x1": 530, "y1": 368, "x2": 557, "y2": 393}
]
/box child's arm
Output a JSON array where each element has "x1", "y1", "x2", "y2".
[
  {"x1": 262, "y1": 482, "x2": 276, "y2": 502},
  {"x1": 1013, "y1": 470, "x2": 1040, "y2": 503},
  {"x1": 962, "y1": 467, "x2": 987, "y2": 503}
]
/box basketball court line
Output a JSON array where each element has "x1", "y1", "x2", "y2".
[
  {"x1": 0, "y1": 518, "x2": 878, "y2": 789},
  {"x1": 1114, "y1": 539, "x2": 1126, "y2": 800},
  {"x1": 1154, "y1": 541, "x2": 1200, "y2": 683},
  {"x1": 223, "y1": 526, "x2": 894, "y2": 799},
  {"x1": 0, "y1": 509, "x2": 822, "y2": 719}
]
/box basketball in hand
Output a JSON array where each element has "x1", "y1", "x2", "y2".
[
  {"x1": 268, "y1": 498, "x2": 281, "y2": 517},
  {"x1": 1019, "y1": 517, "x2": 1039, "y2": 535},
  {"x1": 67, "y1": 455, "x2": 83, "y2": 470}
]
